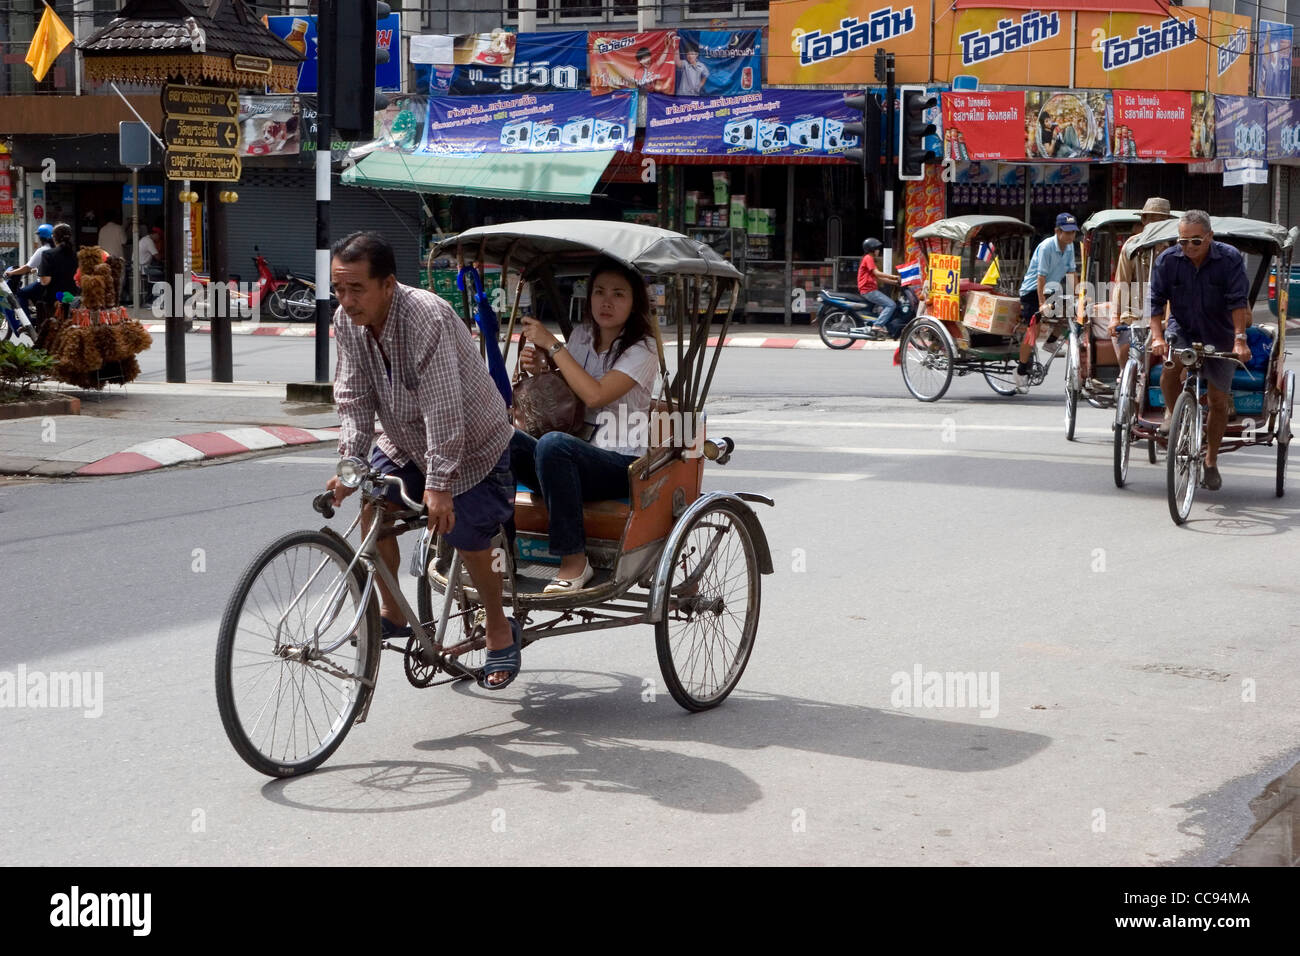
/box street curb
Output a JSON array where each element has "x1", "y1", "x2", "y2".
[
  {"x1": 74, "y1": 425, "x2": 339, "y2": 476},
  {"x1": 143, "y1": 323, "x2": 898, "y2": 349}
]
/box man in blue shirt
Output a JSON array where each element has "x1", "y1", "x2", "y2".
[
  {"x1": 1148, "y1": 209, "x2": 1252, "y2": 491},
  {"x1": 1014, "y1": 212, "x2": 1078, "y2": 392}
]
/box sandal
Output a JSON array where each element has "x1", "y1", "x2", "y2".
[
  {"x1": 543, "y1": 558, "x2": 594, "y2": 593},
  {"x1": 479, "y1": 617, "x2": 522, "y2": 691},
  {"x1": 380, "y1": 617, "x2": 412, "y2": 640}
]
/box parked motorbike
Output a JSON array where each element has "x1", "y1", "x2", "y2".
[
  {"x1": 280, "y1": 272, "x2": 339, "y2": 322},
  {"x1": 817, "y1": 284, "x2": 919, "y2": 349}
]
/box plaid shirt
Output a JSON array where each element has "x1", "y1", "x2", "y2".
[{"x1": 334, "y1": 283, "x2": 513, "y2": 496}]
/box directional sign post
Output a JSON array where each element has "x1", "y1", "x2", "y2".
[
  {"x1": 162, "y1": 84, "x2": 239, "y2": 120},
  {"x1": 164, "y1": 150, "x2": 242, "y2": 181},
  {"x1": 163, "y1": 118, "x2": 239, "y2": 151}
]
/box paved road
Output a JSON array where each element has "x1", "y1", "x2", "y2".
[{"x1": 2, "y1": 348, "x2": 1297, "y2": 865}]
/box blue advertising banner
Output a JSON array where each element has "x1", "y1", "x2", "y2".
[
  {"x1": 1267, "y1": 100, "x2": 1300, "y2": 160},
  {"x1": 1216, "y1": 95, "x2": 1267, "y2": 159},
  {"x1": 443, "y1": 31, "x2": 589, "y2": 96},
  {"x1": 1257, "y1": 21, "x2": 1293, "y2": 100},
  {"x1": 645, "y1": 91, "x2": 862, "y2": 157},
  {"x1": 267, "y1": 14, "x2": 402, "y2": 93},
  {"x1": 675, "y1": 30, "x2": 762, "y2": 96},
  {"x1": 420, "y1": 91, "x2": 637, "y2": 154},
  {"x1": 122, "y1": 184, "x2": 163, "y2": 205}
]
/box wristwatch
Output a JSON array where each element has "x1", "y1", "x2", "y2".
[
  {"x1": 1235, "y1": 332, "x2": 1248, "y2": 341},
  {"x1": 548, "y1": 341, "x2": 566, "y2": 359}
]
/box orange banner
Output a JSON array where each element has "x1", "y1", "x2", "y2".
[
  {"x1": 1075, "y1": 9, "x2": 1209, "y2": 91},
  {"x1": 1207, "y1": 11, "x2": 1251, "y2": 97},
  {"x1": 935, "y1": 7, "x2": 1066, "y2": 86},
  {"x1": 767, "y1": 0, "x2": 931, "y2": 85}
]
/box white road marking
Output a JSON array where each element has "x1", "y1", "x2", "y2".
[
  {"x1": 703, "y1": 468, "x2": 870, "y2": 481},
  {"x1": 711, "y1": 417, "x2": 1114, "y2": 435}
]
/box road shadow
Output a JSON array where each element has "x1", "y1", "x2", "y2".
[{"x1": 262, "y1": 671, "x2": 1050, "y2": 815}]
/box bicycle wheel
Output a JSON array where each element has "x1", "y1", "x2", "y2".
[
  {"x1": 265, "y1": 286, "x2": 289, "y2": 321},
  {"x1": 900, "y1": 320, "x2": 954, "y2": 402},
  {"x1": 1166, "y1": 392, "x2": 1200, "y2": 526},
  {"x1": 983, "y1": 370, "x2": 1017, "y2": 396},
  {"x1": 1148, "y1": 437, "x2": 1158, "y2": 464},
  {"x1": 655, "y1": 502, "x2": 760, "y2": 712},
  {"x1": 1278, "y1": 440, "x2": 1289, "y2": 498},
  {"x1": 285, "y1": 284, "x2": 319, "y2": 321},
  {"x1": 818, "y1": 310, "x2": 857, "y2": 350},
  {"x1": 416, "y1": 537, "x2": 487, "y2": 680},
  {"x1": 1113, "y1": 396, "x2": 1133, "y2": 488},
  {"x1": 1065, "y1": 333, "x2": 1081, "y2": 441},
  {"x1": 216, "y1": 530, "x2": 380, "y2": 777}
]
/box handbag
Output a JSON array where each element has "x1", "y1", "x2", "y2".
[{"x1": 511, "y1": 353, "x2": 586, "y2": 438}]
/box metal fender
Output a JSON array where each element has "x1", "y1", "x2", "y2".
[{"x1": 649, "y1": 491, "x2": 774, "y2": 623}]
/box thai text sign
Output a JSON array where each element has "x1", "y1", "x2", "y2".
[
  {"x1": 1266, "y1": 100, "x2": 1300, "y2": 160},
  {"x1": 1075, "y1": 10, "x2": 1209, "y2": 90},
  {"x1": 643, "y1": 90, "x2": 860, "y2": 157},
  {"x1": 941, "y1": 92, "x2": 1024, "y2": 161},
  {"x1": 1110, "y1": 90, "x2": 1189, "y2": 159},
  {"x1": 928, "y1": 254, "x2": 961, "y2": 323},
  {"x1": 767, "y1": 0, "x2": 929, "y2": 84},
  {"x1": 420, "y1": 91, "x2": 636, "y2": 154},
  {"x1": 934, "y1": 8, "x2": 1061, "y2": 86}
]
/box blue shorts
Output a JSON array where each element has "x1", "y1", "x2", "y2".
[
  {"x1": 369, "y1": 447, "x2": 514, "y2": 553},
  {"x1": 1166, "y1": 332, "x2": 1235, "y2": 393}
]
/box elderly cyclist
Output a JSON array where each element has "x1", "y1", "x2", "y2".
[{"x1": 1147, "y1": 210, "x2": 1251, "y2": 492}]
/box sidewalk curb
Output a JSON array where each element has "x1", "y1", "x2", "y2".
[
  {"x1": 74, "y1": 425, "x2": 339, "y2": 476},
  {"x1": 142, "y1": 323, "x2": 898, "y2": 350}
]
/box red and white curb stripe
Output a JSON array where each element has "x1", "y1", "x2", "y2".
[
  {"x1": 143, "y1": 323, "x2": 895, "y2": 349},
  {"x1": 76, "y1": 426, "x2": 339, "y2": 476}
]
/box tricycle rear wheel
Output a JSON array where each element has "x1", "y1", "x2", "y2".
[
  {"x1": 655, "y1": 503, "x2": 760, "y2": 712},
  {"x1": 900, "y1": 320, "x2": 954, "y2": 402}
]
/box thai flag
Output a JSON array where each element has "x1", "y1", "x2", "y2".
[
  {"x1": 977, "y1": 242, "x2": 995, "y2": 263},
  {"x1": 898, "y1": 260, "x2": 922, "y2": 287}
]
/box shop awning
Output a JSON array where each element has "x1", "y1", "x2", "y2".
[{"x1": 341, "y1": 150, "x2": 617, "y2": 204}]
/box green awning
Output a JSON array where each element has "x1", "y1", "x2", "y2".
[{"x1": 341, "y1": 150, "x2": 616, "y2": 204}]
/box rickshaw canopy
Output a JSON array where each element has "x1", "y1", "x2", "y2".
[
  {"x1": 912, "y1": 215, "x2": 1034, "y2": 245},
  {"x1": 433, "y1": 219, "x2": 744, "y2": 282},
  {"x1": 1128, "y1": 215, "x2": 1290, "y2": 257},
  {"x1": 1082, "y1": 209, "x2": 1142, "y2": 232}
]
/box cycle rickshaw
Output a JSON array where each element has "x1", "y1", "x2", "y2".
[
  {"x1": 900, "y1": 215, "x2": 1067, "y2": 402},
  {"x1": 1061, "y1": 209, "x2": 1147, "y2": 439},
  {"x1": 215, "y1": 220, "x2": 775, "y2": 777},
  {"x1": 1110, "y1": 215, "x2": 1296, "y2": 524}
]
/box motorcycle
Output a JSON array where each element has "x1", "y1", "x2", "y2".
[
  {"x1": 279, "y1": 272, "x2": 338, "y2": 322},
  {"x1": 1, "y1": 271, "x2": 36, "y2": 345},
  {"x1": 817, "y1": 284, "x2": 919, "y2": 349}
]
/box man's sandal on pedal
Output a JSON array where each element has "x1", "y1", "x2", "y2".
[{"x1": 480, "y1": 617, "x2": 523, "y2": 691}]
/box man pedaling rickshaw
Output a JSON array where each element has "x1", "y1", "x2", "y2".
[{"x1": 1147, "y1": 210, "x2": 1253, "y2": 492}]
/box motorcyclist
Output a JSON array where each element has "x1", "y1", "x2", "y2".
[
  {"x1": 3, "y1": 224, "x2": 54, "y2": 317},
  {"x1": 857, "y1": 238, "x2": 903, "y2": 337}
]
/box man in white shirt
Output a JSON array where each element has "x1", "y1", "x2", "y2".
[{"x1": 97, "y1": 215, "x2": 126, "y2": 261}]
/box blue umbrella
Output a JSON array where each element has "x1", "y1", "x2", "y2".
[{"x1": 457, "y1": 265, "x2": 512, "y2": 407}]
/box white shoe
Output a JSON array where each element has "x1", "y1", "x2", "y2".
[
  {"x1": 543, "y1": 558, "x2": 594, "y2": 593},
  {"x1": 1012, "y1": 369, "x2": 1029, "y2": 394}
]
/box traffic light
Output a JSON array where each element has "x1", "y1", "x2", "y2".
[
  {"x1": 843, "y1": 91, "x2": 883, "y2": 203},
  {"x1": 319, "y1": 1, "x2": 391, "y2": 141},
  {"x1": 898, "y1": 86, "x2": 938, "y2": 180}
]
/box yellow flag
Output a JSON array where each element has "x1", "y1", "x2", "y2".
[
  {"x1": 26, "y1": 3, "x2": 75, "y2": 83},
  {"x1": 982, "y1": 258, "x2": 1000, "y2": 286}
]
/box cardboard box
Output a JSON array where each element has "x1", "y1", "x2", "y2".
[
  {"x1": 746, "y1": 208, "x2": 760, "y2": 234},
  {"x1": 712, "y1": 171, "x2": 729, "y2": 206},
  {"x1": 961, "y1": 290, "x2": 1021, "y2": 336},
  {"x1": 729, "y1": 195, "x2": 746, "y2": 221},
  {"x1": 684, "y1": 192, "x2": 698, "y2": 224}
]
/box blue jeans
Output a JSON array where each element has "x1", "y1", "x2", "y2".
[
  {"x1": 864, "y1": 289, "x2": 896, "y2": 330},
  {"x1": 13, "y1": 280, "x2": 42, "y2": 316},
  {"x1": 510, "y1": 429, "x2": 636, "y2": 556}
]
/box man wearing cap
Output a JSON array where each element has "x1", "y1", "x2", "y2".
[
  {"x1": 1014, "y1": 212, "x2": 1079, "y2": 392},
  {"x1": 1107, "y1": 197, "x2": 1175, "y2": 367},
  {"x1": 1147, "y1": 210, "x2": 1251, "y2": 492},
  {"x1": 3, "y1": 225, "x2": 55, "y2": 317}
]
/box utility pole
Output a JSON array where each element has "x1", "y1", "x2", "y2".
[{"x1": 883, "y1": 53, "x2": 896, "y2": 273}]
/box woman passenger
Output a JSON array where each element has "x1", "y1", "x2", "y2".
[{"x1": 511, "y1": 256, "x2": 660, "y2": 592}]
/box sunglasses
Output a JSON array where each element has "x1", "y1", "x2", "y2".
[{"x1": 1176, "y1": 236, "x2": 1207, "y2": 247}]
